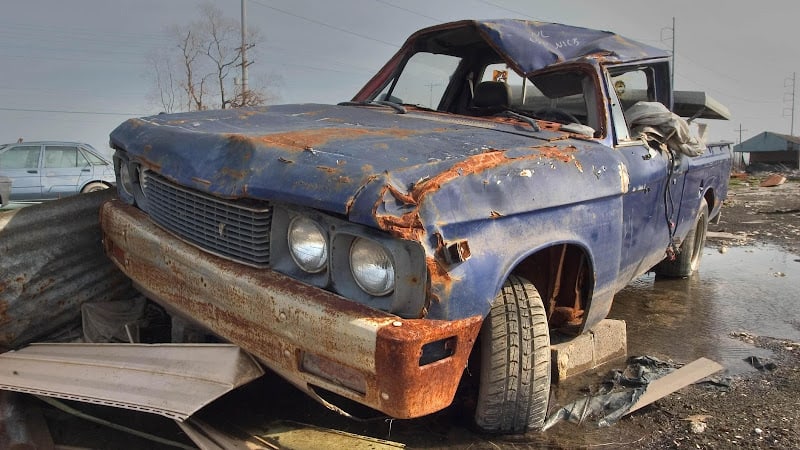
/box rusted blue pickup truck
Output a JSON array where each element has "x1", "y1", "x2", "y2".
[{"x1": 100, "y1": 20, "x2": 732, "y2": 433}]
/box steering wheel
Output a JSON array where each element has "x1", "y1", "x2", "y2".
[{"x1": 533, "y1": 107, "x2": 580, "y2": 125}]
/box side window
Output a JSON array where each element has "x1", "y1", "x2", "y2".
[
  {"x1": 379, "y1": 52, "x2": 462, "y2": 109},
  {"x1": 608, "y1": 67, "x2": 655, "y2": 143},
  {"x1": 0, "y1": 145, "x2": 41, "y2": 169},
  {"x1": 611, "y1": 69, "x2": 652, "y2": 112},
  {"x1": 45, "y1": 146, "x2": 81, "y2": 168},
  {"x1": 81, "y1": 149, "x2": 107, "y2": 165}
]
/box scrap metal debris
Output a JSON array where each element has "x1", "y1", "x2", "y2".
[
  {"x1": 759, "y1": 174, "x2": 787, "y2": 187},
  {"x1": 0, "y1": 343, "x2": 264, "y2": 421},
  {"x1": 542, "y1": 356, "x2": 723, "y2": 430}
]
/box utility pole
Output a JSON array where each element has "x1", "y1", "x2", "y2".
[
  {"x1": 661, "y1": 18, "x2": 675, "y2": 92},
  {"x1": 784, "y1": 72, "x2": 796, "y2": 136},
  {"x1": 734, "y1": 124, "x2": 747, "y2": 170},
  {"x1": 425, "y1": 83, "x2": 441, "y2": 109},
  {"x1": 735, "y1": 124, "x2": 747, "y2": 144},
  {"x1": 240, "y1": 0, "x2": 249, "y2": 99},
  {"x1": 782, "y1": 72, "x2": 799, "y2": 169}
]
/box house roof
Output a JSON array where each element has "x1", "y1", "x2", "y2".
[{"x1": 734, "y1": 131, "x2": 800, "y2": 152}]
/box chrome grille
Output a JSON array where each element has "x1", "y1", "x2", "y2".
[{"x1": 142, "y1": 171, "x2": 271, "y2": 267}]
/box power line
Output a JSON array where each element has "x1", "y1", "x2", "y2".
[
  {"x1": 370, "y1": 0, "x2": 443, "y2": 22},
  {"x1": 476, "y1": 0, "x2": 548, "y2": 21},
  {"x1": 0, "y1": 107, "x2": 147, "y2": 117},
  {"x1": 249, "y1": 0, "x2": 399, "y2": 48}
]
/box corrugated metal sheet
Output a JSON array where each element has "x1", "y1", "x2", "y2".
[{"x1": 0, "y1": 190, "x2": 137, "y2": 349}]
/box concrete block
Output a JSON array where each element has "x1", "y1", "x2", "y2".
[{"x1": 550, "y1": 319, "x2": 627, "y2": 383}]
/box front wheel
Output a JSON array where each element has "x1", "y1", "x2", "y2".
[
  {"x1": 474, "y1": 275, "x2": 551, "y2": 433},
  {"x1": 655, "y1": 198, "x2": 709, "y2": 277},
  {"x1": 81, "y1": 182, "x2": 109, "y2": 193}
]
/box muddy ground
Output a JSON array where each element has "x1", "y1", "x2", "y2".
[
  {"x1": 557, "y1": 173, "x2": 800, "y2": 450},
  {"x1": 19, "y1": 174, "x2": 800, "y2": 449}
]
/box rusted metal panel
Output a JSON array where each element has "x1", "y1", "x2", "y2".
[
  {"x1": 100, "y1": 200, "x2": 482, "y2": 419},
  {"x1": 0, "y1": 391, "x2": 55, "y2": 450},
  {"x1": 0, "y1": 343, "x2": 264, "y2": 421},
  {"x1": 0, "y1": 190, "x2": 138, "y2": 349}
]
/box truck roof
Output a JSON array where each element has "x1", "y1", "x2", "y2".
[{"x1": 404, "y1": 20, "x2": 670, "y2": 76}]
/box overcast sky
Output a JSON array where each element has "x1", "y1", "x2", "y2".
[{"x1": 2, "y1": 0, "x2": 797, "y2": 155}]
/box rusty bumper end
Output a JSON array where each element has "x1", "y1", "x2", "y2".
[{"x1": 99, "y1": 200, "x2": 482, "y2": 419}]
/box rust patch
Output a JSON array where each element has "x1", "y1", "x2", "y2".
[
  {"x1": 0, "y1": 300, "x2": 8, "y2": 324},
  {"x1": 532, "y1": 145, "x2": 577, "y2": 163},
  {"x1": 344, "y1": 175, "x2": 378, "y2": 216},
  {"x1": 220, "y1": 167, "x2": 249, "y2": 182},
  {"x1": 338, "y1": 176, "x2": 352, "y2": 184},
  {"x1": 253, "y1": 128, "x2": 417, "y2": 151},
  {"x1": 374, "y1": 315, "x2": 482, "y2": 418},
  {"x1": 490, "y1": 210, "x2": 504, "y2": 219},
  {"x1": 374, "y1": 206, "x2": 424, "y2": 242},
  {"x1": 317, "y1": 166, "x2": 338, "y2": 174}
]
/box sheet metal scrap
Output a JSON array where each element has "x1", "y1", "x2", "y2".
[
  {"x1": 0, "y1": 190, "x2": 138, "y2": 349},
  {"x1": 0, "y1": 343, "x2": 264, "y2": 421}
]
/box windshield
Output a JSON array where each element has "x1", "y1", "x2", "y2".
[
  {"x1": 377, "y1": 52, "x2": 462, "y2": 109},
  {"x1": 370, "y1": 49, "x2": 600, "y2": 136}
]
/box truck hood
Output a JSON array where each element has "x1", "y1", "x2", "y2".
[{"x1": 110, "y1": 103, "x2": 584, "y2": 219}]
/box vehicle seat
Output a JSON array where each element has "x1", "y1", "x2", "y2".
[{"x1": 471, "y1": 81, "x2": 511, "y2": 115}]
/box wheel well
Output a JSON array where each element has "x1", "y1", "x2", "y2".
[
  {"x1": 511, "y1": 244, "x2": 594, "y2": 330},
  {"x1": 704, "y1": 188, "x2": 715, "y2": 216}
]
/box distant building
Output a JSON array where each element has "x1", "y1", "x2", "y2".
[{"x1": 734, "y1": 131, "x2": 800, "y2": 167}]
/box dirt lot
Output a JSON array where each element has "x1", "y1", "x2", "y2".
[{"x1": 605, "y1": 174, "x2": 800, "y2": 449}]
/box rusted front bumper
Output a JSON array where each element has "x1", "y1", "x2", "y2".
[{"x1": 99, "y1": 200, "x2": 482, "y2": 419}]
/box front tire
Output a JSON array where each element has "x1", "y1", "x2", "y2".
[
  {"x1": 474, "y1": 275, "x2": 551, "y2": 433},
  {"x1": 655, "y1": 198, "x2": 709, "y2": 277},
  {"x1": 81, "y1": 182, "x2": 109, "y2": 193}
]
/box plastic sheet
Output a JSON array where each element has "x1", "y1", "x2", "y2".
[
  {"x1": 543, "y1": 356, "x2": 719, "y2": 430},
  {"x1": 625, "y1": 102, "x2": 706, "y2": 157}
]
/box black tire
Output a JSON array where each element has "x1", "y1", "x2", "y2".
[
  {"x1": 474, "y1": 275, "x2": 551, "y2": 433},
  {"x1": 81, "y1": 182, "x2": 109, "y2": 193},
  {"x1": 655, "y1": 198, "x2": 709, "y2": 277}
]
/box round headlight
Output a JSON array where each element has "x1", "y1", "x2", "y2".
[
  {"x1": 350, "y1": 238, "x2": 395, "y2": 296},
  {"x1": 287, "y1": 216, "x2": 328, "y2": 273},
  {"x1": 119, "y1": 161, "x2": 136, "y2": 197}
]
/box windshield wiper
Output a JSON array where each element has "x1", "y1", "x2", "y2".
[
  {"x1": 500, "y1": 110, "x2": 541, "y2": 132},
  {"x1": 338, "y1": 100, "x2": 407, "y2": 114}
]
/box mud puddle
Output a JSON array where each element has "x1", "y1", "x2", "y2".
[{"x1": 609, "y1": 244, "x2": 800, "y2": 375}]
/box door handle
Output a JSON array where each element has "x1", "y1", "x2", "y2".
[{"x1": 27, "y1": 170, "x2": 38, "y2": 174}]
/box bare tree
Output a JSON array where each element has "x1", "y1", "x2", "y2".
[
  {"x1": 147, "y1": 2, "x2": 277, "y2": 112},
  {"x1": 146, "y1": 50, "x2": 178, "y2": 113}
]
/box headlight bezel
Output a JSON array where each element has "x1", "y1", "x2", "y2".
[
  {"x1": 270, "y1": 205, "x2": 427, "y2": 318},
  {"x1": 113, "y1": 151, "x2": 144, "y2": 206}
]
